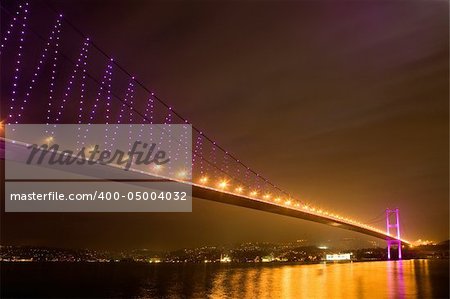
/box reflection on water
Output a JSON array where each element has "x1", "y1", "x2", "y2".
[
  {"x1": 1, "y1": 259, "x2": 449, "y2": 298},
  {"x1": 205, "y1": 260, "x2": 438, "y2": 299}
]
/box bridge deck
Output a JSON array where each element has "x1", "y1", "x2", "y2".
[{"x1": 2, "y1": 138, "x2": 408, "y2": 245}]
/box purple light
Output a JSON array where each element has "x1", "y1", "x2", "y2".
[
  {"x1": 163, "y1": 108, "x2": 173, "y2": 174},
  {"x1": 386, "y1": 208, "x2": 402, "y2": 260},
  {"x1": 108, "y1": 78, "x2": 134, "y2": 149},
  {"x1": 102, "y1": 60, "x2": 114, "y2": 148},
  {"x1": 194, "y1": 134, "x2": 204, "y2": 175},
  {"x1": 17, "y1": 15, "x2": 63, "y2": 124},
  {"x1": 53, "y1": 38, "x2": 90, "y2": 125},
  {"x1": 78, "y1": 60, "x2": 113, "y2": 149},
  {"x1": 76, "y1": 40, "x2": 90, "y2": 124},
  {"x1": 45, "y1": 22, "x2": 61, "y2": 134},
  {"x1": 8, "y1": 2, "x2": 30, "y2": 124},
  {"x1": 127, "y1": 78, "x2": 135, "y2": 148},
  {"x1": 137, "y1": 97, "x2": 154, "y2": 143},
  {"x1": 0, "y1": 2, "x2": 27, "y2": 54}
]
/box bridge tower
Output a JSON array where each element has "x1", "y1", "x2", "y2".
[{"x1": 386, "y1": 208, "x2": 402, "y2": 260}]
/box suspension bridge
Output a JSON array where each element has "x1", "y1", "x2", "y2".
[{"x1": 0, "y1": 1, "x2": 410, "y2": 256}]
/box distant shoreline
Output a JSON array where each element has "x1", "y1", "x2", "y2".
[{"x1": 1, "y1": 257, "x2": 446, "y2": 266}]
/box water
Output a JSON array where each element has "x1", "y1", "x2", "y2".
[{"x1": 1, "y1": 260, "x2": 449, "y2": 298}]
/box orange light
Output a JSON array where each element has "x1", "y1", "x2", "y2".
[
  {"x1": 262, "y1": 194, "x2": 271, "y2": 200},
  {"x1": 235, "y1": 186, "x2": 243, "y2": 193},
  {"x1": 199, "y1": 176, "x2": 208, "y2": 184},
  {"x1": 250, "y1": 191, "x2": 258, "y2": 197},
  {"x1": 285, "y1": 200, "x2": 292, "y2": 206},
  {"x1": 218, "y1": 180, "x2": 229, "y2": 189}
]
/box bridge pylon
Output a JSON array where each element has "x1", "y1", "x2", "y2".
[{"x1": 386, "y1": 208, "x2": 402, "y2": 260}]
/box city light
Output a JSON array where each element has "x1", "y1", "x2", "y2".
[
  {"x1": 235, "y1": 186, "x2": 243, "y2": 193},
  {"x1": 250, "y1": 191, "x2": 258, "y2": 197},
  {"x1": 326, "y1": 253, "x2": 352, "y2": 261}
]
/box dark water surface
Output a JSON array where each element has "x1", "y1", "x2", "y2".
[{"x1": 1, "y1": 259, "x2": 449, "y2": 298}]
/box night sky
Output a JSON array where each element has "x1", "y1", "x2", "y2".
[{"x1": 1, "y1": 0, "x2": 448, "y2": 250}]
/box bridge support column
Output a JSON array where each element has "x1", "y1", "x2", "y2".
[{"x1": 386, "y1": 208, "x2": 402, "y2": 260}]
